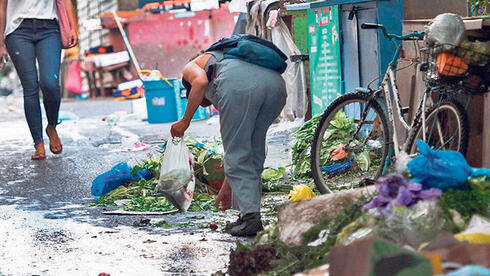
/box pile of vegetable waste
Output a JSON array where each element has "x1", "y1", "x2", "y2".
[
  {"x1": 92, "y1": 137, "x2": 294, "y2": 212},
  {"x1": 220, "y1": 174, "x2": 489, "y2": 275}
]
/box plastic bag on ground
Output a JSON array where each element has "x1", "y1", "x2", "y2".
[
  {"x1": 425, "y1": 13, "x2": 466, "y2": 52},
  {"x1": 91, "y1": 163, "x2": 152, "y2": 199},
  {"x1": 454, "y1": 215, "x2": 490, "y2": 244},
  {"x1": 155, "y1": 137, "x2": 195, "y2": 212},
  {"x1": 286, "y1": 184, "x2": 316, "y2": 202},
  {"x1": 375, "y1": 200, "x2": 445, "y2": 248},
  {"x1": 407, "y1": 140, "x2": 472, "y2": 191}
]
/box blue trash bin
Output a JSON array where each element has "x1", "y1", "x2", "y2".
[
  {"x1": 173, "y1": 79, "x2": 211, "y2": 121},
  {"x1": 144, "y1": 79, "x2": 178, "y2": 124}
]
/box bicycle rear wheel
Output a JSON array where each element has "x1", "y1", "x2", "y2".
[
  {"x1": 406, "y1": 99, "x2": 468, "y2": 155},
  {"x1": 311, "y1": 92, "x2": 390, "y2": 194}
]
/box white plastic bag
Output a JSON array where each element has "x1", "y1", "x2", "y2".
[
  {"x1": 156, "y1": 137, "x2": 195, "y2": 212},
  {"x1": 426, "y1": 13, "x2": 466, "y2": 52}
]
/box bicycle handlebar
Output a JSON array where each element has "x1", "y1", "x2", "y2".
[
  {"x1": 361, "y1": 23, "x2": 383, "y2": 30},
  {"x1": 361, "y1": 23, "x2": 424, "y2": 41}
]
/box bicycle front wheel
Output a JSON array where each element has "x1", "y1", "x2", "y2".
[
  {"x1": 406, "y1": 99, "x2": 468, "y2": 155},
  {"x1": 311, "y1": 92, "x2": 390, "y2": 194}
]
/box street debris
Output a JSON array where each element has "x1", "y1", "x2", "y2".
[
  {"x1": 91, "y1": 137, "x2": 295, "y2": 216},
  {"x1": 210, "y1": 223, "x2": 218, "y2": 230},
  {"x1": 286, "y1": 184, "x2": 316, "y2": 202},
  {"x1": 291, "y1": 115, "x2": 321, "y2": 177},
  {"x1": 91, "y1": 162, "x2": 153, "y2": 199},
  {"x1": 218, "y1": 142, "x2": 490, "y2": 275}
]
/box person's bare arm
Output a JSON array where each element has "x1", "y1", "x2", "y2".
[
  {"x1": 170, "y1": 61, "x2": 208, "y2": 137},
  {"x1": 63, "y1": 0, "x2": 78, "y2": 47},
  {"x1": 0, "y1": 0, "x2": 8, "y2": 60}
]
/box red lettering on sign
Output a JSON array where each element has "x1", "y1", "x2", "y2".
[{"x1": 309, "y1": 25, "x2": 315, "y2": 33}]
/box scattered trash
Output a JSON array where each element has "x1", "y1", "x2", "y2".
[
  {"x1": 307, "y1": 229, "x2": 329, "y2": 247},
  {"x1": 286, "y1": 184, "x2": 316, "y2": 202},
  {"x1": 58, "y1": 110, "x2": 80, "y2": 121},
  {"x1": 408, "y1": 140, "x2": 472, "y2": 191},
  {"x1": 363, "y1": 173, "x2": 442, "y2": 213},
  {"x1": 329, "y1": 144, "x2": 348, "y2": 161},
  {"x1": 329, "y1": 238, "x2": 433, "y2": 276},
  {"x1": 210, "y1": 223, "x2": 218, "y2": 230},
  {"x1": 454, "y1": 215, "x2": 490, "y2": 244},
  {"x1": 395, "y1": 151, "x2": 412, "y2": 173},
  {"x1": 91, "y1": 162, "x2": 152, "y2": 199},
  {"x1": 322, "y1": 157, "x2": 353, "y2": 175},
  {"x1": 133, "y1": 218, "x2": 151, "y2": 227},
  {"x1": 441, "y1": 265, "x2": 490, "y2": 276}
]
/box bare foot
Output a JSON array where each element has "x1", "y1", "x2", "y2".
[
  {"x1": 32, "y1": 142, "x2": 46, "y2": 160},
  {"x1": 45, "y1": 125, "x2": 63, "y2": 154}
]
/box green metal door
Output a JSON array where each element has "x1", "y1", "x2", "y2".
[{"x1": 307, "y1": 6, "x2": 342, "y2": 116}]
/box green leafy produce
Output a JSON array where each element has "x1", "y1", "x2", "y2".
[
  {"x1": 291, "y1": 112, "x2": 357, "y2": 178},
  {"x1": 291, "y1": 115, "x2": 321, "y2": 177},
  {"x1": 92, "y1": 173, "x2": 218, "y2": 212},
  {"x1": 439, "y1": 176, "x2": 490, "y2": 232},
  {"x1": 354, "y1": 151, "x2": 371, "y2": 172},
  {"x1": 131, "y1": 159, "x2": 161, "y2": 178},
  {"x1": 262, "y1": 167, "x2": 286, "y2": 181},
  {"x1": 261, "y1": 167, "x2": 292, "y2": 193},
  {"x1": 224, "y1": 195, "x2": 371, "y2": 275}
]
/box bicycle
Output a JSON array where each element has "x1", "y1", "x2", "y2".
[{"x1": 310, "y1": 23, "x2": 481, "y2": 194}]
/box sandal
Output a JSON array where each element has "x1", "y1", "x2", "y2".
[
  {"x1": 31, "y1": 142, "x2": 46, "y2": 160},
  {"x1": 45, "y1": 126, "x2": 63, "y2": 154}
]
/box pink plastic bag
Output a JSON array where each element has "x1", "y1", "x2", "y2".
[{"x1": 65, "y1": 61, "x2": 82, "y2": 94}]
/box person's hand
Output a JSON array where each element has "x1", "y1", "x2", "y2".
[
  {"x1": 215, "y1": 179, "x2": 232, "y2": 211},
  {"x1": 68, "y1": 29, "x2": 78, "y2": 48},
  {"x1": 0, "y1": 43, "x2": 8, "y2": 61},
  {"x1": 170, "y1": 119, "x2": 190, "y2": 138}
]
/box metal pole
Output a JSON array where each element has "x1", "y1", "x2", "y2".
[{"x1": 111, "y1": 11, "x2": 143, "y2": 79}]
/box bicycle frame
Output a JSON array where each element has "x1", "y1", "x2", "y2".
[{"x1": 348, "y1": 28, "x2": 429, "y2": 172}]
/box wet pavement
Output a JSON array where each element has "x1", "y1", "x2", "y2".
[{"x1": 0, "y1": 95, "x2": 295, "y2": 275}]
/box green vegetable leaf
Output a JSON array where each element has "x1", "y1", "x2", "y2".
[{"x1": 354, "y1": 151, "x2": 371, "y2": 171}]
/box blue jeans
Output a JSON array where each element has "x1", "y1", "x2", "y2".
[{"x1": 6, "y1": 19, "x2": 61, "y2": 143}]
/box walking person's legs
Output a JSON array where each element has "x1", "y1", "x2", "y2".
[
  {"x1": 36, "y1": 21, "x2": 62, "y2": 154},
  {"x1": 5, "y1": 26, "x2": 45, "y2": 159}
]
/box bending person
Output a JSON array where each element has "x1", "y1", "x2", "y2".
[{"x1": 171, "y1": 48, "x2": 286, "y2": 237}]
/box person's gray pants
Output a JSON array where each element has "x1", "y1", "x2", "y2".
[{"x1": 211, "y1": 60, "x2": 286, "y2": 216}]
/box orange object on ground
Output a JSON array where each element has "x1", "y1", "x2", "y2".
[
  {"x1": 330, "y1": 144, "x2": 349, "y2": 161},
  {"x1": 437, "y1": 53, "x2": 468, "y2": 76}
]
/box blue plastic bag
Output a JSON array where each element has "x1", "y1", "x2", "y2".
[
  {"x1": 441, "y1": 265, "x2": 490, "y2": 276},
  {"x1": 91, "y1": 162, "x2": 152, "y2": 199},
  {"x1": 407, "y1": 140, "x2": 472, "y2": 191}
]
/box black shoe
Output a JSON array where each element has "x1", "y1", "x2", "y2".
[
  {"x1": 225, "y1": 215, "x2": 242, "y2": 232},
  {"x1": 227, "y1": 213, "x2": 263, "y2": 237}
]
